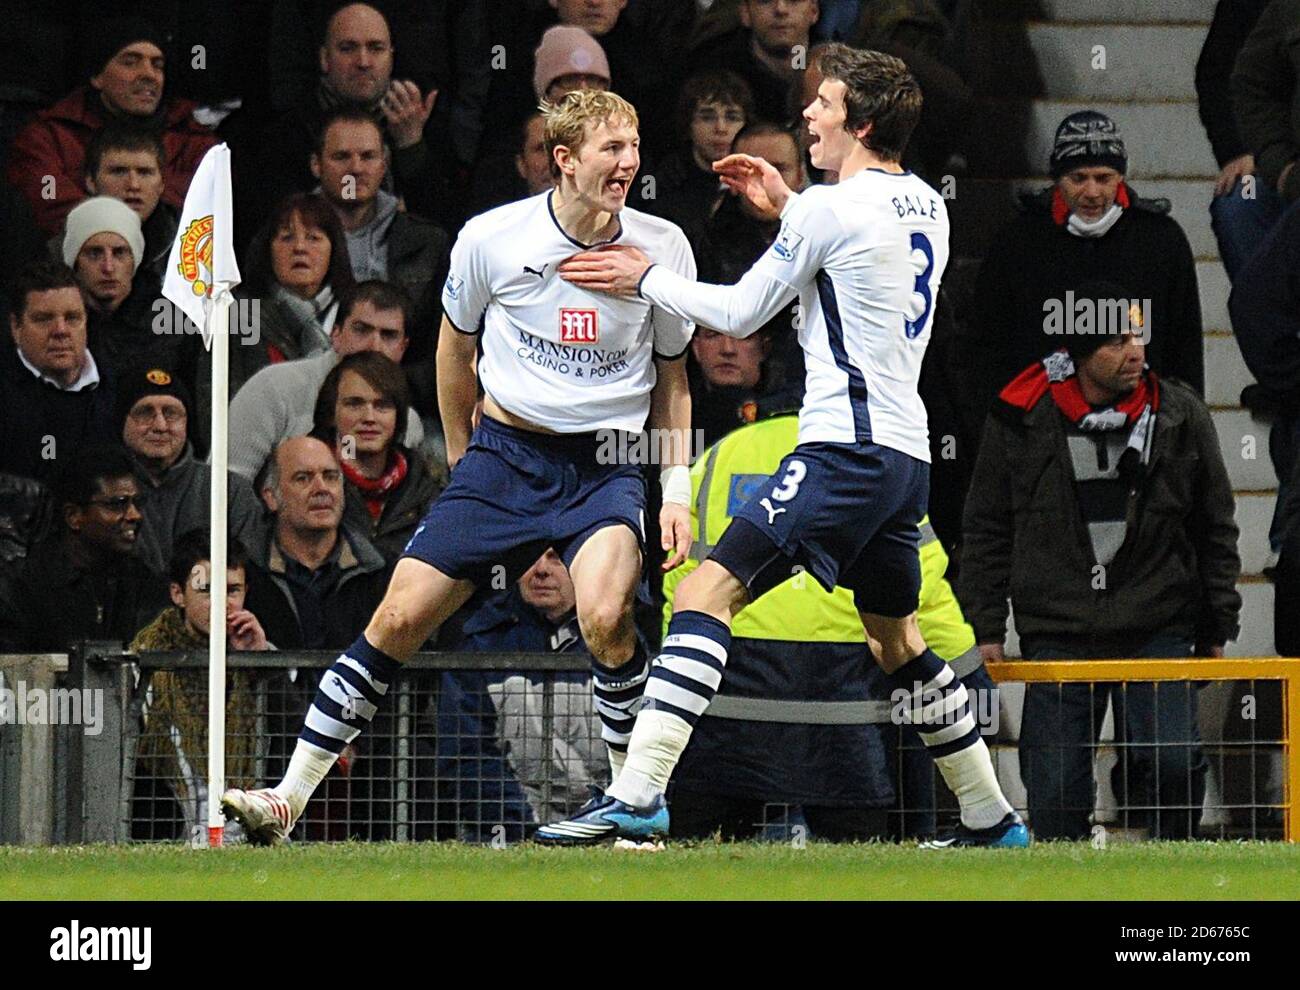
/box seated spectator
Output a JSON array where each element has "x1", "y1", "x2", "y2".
[
  {"x1": 132, "y1": 529, "x2": 269, "y2": 842},
  {"x1": 535, "y1": 25, "x2": 613, "y2": 105},
  {"x1": 0, "y1": 444, "x2": 164, "y2": 652},
  {"x1": 690, "y1": 325, "x2": 774, "y2": 448},
  {"x1": 5, "y1": 17, "x2": 217, "y2": 236},
  {"x1": 307, "y1": 109, "x2": 450, "y2": 414},
  {"x1": 516, "y1": 112, "x2": 555, "y2": 199},
  {"x1": 63, "y1": 196, "x2": 197, "y2": 397},
  {"x1": 117, "y1": 365, "x2": 262, "y2": 575},
  {"x1": 962, "y1": 111, "x2": 1204, "y2": 430},
  {"x1": 0, "y1": 261, "x2": 116, "y2": 482},
  {"x1": 961, "y1": 300, "x2": 1241, "y2": 840},
  {"x1": 226, "y1": 280, "x2": 426, "y2": 484},
  {"x1": 240, "y1": 436, "x2": 389, "y2": 651},
  {"x1": 687, "y1": 0, "x2": 820, "y2": 127},
  {"x1": 223, "y1": 193, "x2": 355, "y2": 400},
  {"x1": 639, "y1": 71, "x2": 754, "y2": 242},
  {"x1": 310, "y1": 351, "x2": 441, "y2": 563},
  {"x1": 79, "y1": 123, "x2": 178, "y2": 280},
  {"x1": 243, "y1": 3, "x2": 450, "y2": 243}
]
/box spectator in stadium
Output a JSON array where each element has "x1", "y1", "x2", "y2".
[
  {"x1": 962, "y1": 111, "x2": 1204, "y2": 429},
  {"x1": 5, "y1": 17, "x2": 217, "y2": 236},
  {"x1": 63, "y1": 196, "x2": 198, "y2": 398},
  {"x1": 639, "y1": 71, "x2": 754, "y2": 242},
  {"x1": 79, "y1": 124, "x2": 178, "y2": 280},
  {"x1": 132, "y1": 530, "x2": 268, "y2": 842},
  {"x1": 307, "y1": 109, "x2": 450, "y2": 415},
  {"x1": 534, "y1": 24, "x2": 613, "y2": 104},
  {"x1": 310, "y1": 351, "x2": 441, "y2": 563},
  {"x1": 518, "y1": 113, "x2": 556, "y2": 198},
  {"x1": 1197, "y1": 0, "x2": 1277, "y2": 282},
  {"x1": 690, "y1": 325, "x2": 774, "y2": 449},
  {"x1": 0, "y1": 472, "x2": 53, "y2": 579},
  {"x1": 225, "y1": 280, "x2": 426, "y2": 485},
  {"x1": 245, "y1": 3, "x2": 451, "y2": 242},
  {"x1": 1231, "y1": 0, "x2": 1300, "y2": 211},
  {"x1": 0, "y1": 261, "x2": 117, "y2": 483},
  {"x1": 687, "y1": 0, "x2": 821, "y2": 127},
  {"x1": 1230, "y1": 200, "x2": 1300, "y2": 554},
  {"x1": 240, "y1": 436, "x2": 389, "y2": 651},
  {"x1": 0, "y1": 444, "x2": 163, "y2": 652},
  {"x1": 666, "y1": 405, "x2": 996, "y2": 841},
  {"x1": 423, "y1": 547, "x2": 609, "y2": 838},
  {"x1": 961, "y1": 290, "x2": 1241, "y2": 840},
  {"x1": 223, "y1": 193, "x2": 355, "y2": 400},
  {"x1": 117, "y1": 365, "x2": 263, "y2": 576}
]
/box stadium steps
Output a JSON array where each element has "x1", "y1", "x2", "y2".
[{"x1": 961, "y1": 3, "x2": 1275, "y2": 655}]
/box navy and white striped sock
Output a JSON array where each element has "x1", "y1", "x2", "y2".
[
  {"x1": 274, "y1": 635, "x2": 401, "y2": 813},
  {"x1": 591, "y1": 640, "x2": 650, "y2": 763},
  {"x1": 643, "y1": 610, "x2": 731, "y2": 726},
  {"x1": 887, "y1": 649, "x2": 1012, "y2": 830}
]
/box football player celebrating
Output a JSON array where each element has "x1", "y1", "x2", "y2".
[
  {"x1": 222, "y1": 89, "x2": 696, "y2": 845},
  {"x1": 539, "y1": 45, "x2": 1027, "y2": 848}
]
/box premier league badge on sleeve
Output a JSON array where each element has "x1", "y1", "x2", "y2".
[
  {"x1": 444, "y1": 273, "x2": 464, "y2": 300},
  {"x1": 771, "y1": 226, "x2": 804, "y2": 262}
]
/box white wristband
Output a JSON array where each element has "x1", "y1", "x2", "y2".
[{"x1": 660, "y1": 464, "x2": 691, "y2": 506}]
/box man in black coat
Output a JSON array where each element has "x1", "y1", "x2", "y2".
[
  {"x1": 962, "y1": 111, "x2": 1204, "y2": 430},
  {"x1": 0, "y1": 262, "x2": 117, "y2": 484}
]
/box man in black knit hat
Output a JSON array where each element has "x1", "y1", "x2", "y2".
[
  {"x1": 961, "y1": 280, "x2": 1241, "y2": 839},
  {"x1": 962, "y1": 111, "x2": 1204, "y2": 435}
]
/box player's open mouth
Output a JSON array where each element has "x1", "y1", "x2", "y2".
[{"x1": 606, "y1": 178, "x2": 629, "y2": 195}]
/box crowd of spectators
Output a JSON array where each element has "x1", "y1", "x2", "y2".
[{"x1": 0, "y1": 0, "x2": 1289, "y2": 841}]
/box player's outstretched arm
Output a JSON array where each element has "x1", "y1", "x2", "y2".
[
  {"x1": 650, "y1": 354, "x2": 693, "y2": 571},
  {"x1": 436, "y1": 315, "x2": 479, "y2": 468}
]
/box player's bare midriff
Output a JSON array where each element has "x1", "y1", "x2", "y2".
[{"x1": 482, "y1": 393, "x2": 564, "y2": 435}]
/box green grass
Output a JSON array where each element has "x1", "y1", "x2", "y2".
[{"x1": 2, "y1": 841, "x2": 1299, "y2": 900}]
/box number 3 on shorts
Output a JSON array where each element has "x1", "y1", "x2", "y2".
[{"x1": 772, "y1": 460, "x2": 807, "y2": 502}]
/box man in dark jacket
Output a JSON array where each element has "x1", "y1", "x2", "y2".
[
  {"x1": 961, "y1": 293, "x2": 1242, "y2": 840},
  {"x1": 0, "y1": 261, "x2": 117, "y2": 483},
  {"x1": 0, "y1": 444, "x2": 164, "y2": 653},
  {"x1": 4, "y1": 17, "x2": 217, "y2": 237},
  {"x1": 1231, "y1": 0, "x2": 1300, "y2": 207},
  {"x1": 963, "y1": 112, "x2": 1204, "y2": 428}
]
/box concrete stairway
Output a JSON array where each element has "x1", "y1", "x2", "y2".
[{"x1": 957, "y1": 0, "x2": 1273, "y2": 656}]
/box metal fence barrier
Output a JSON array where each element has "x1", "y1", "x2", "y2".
[{"x1": 2, "y1": 649, "x2": 1297, "y2": 844}]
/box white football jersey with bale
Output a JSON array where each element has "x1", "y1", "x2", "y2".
[
  {"x1": 639, "y1": 169, "x2": 949, "y2": 461},
  {"x1": 441, "y1": 190, "x2": 696, "y2": 434}
]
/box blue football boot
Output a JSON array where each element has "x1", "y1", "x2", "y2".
[
  {"x1": 919, "y1": 812, "x2": 1031, "y2": 849},
  {"x1": 534, "y1": 793, "x2": 670, "y2": 846}
]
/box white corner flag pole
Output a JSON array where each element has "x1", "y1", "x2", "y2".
[
  {"x1": 160, "y1": 143, "x2": 241, "y2": 849},
  {"x1": 207, "y1": 292, "x2": 231, "y2": 848}
]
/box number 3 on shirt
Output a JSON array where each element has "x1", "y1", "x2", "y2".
[{"x1": 904, "y1": 231, "x2": 935, "y2": 340}]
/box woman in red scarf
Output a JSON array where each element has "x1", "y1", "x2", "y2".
[{"x1": 311, "y1": 351, "x2": 441, "y2": 563}]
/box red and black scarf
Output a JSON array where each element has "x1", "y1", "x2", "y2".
[
  {"x1": 1050, "y1": 181, "x2": 1131, "y2": 225},
  {"x1": 340, "y1": 448, "x2": 409, "y2": 520}
]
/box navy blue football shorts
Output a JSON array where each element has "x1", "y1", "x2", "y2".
[
  {"x1": 708, "y1": 441, "x2": 929, "y2": 617},
  {"x1": 401, "y1": 415, "x2": 646, "y2": 584}
]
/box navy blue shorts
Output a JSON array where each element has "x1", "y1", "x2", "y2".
[
  {"x1": 401, "y1": 416, "x2": 646, "y2": 584},
  {"x1": 709, "y1": 441, "x2": 929, "y2": 617}
]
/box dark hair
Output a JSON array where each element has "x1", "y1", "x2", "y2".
[
  {"x1": 168, "y1": 527, "x2": 250, "y2": 588},
  {"x1": 51, "y1": 444, "x2": 136, "y2": 512},
  {"x1": 677, "y1": 70, "x2": 756, "y2": 145},
  {"x1": 336, "y1": 278, "x2": 413, "y2": 334},
  {"x1": 8, "y1": 260, "x2": 82, "y2": 322},
  {"x1": 815, "y1": 44, "x2": 922, "y2": 162},
  {"x1": 84, "y1": 122, "x2": 165, "y2": 178},
  {"x1": 245, "y1": 193, "x2": 355, "y2": 298},
  {"x1": 732, "y1": 120, "x2": 800, "y2": 155},
  {"x1": 518, "y1": 110, "x2": 544, "y2": 156},
  {"x1": 312, "y1": 350, "x2": 410, "y2": 449},
  {"x1": 314, "y1": 108, "x2": 385, "y2": 157}
]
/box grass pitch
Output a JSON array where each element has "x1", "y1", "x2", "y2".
[{"x1": 1, "y1": 841, "x2": 1298, "y2": 900}]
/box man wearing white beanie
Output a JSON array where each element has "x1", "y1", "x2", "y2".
[{"x1": 63, "y1": 195, "x2": 200, "y2": 426}]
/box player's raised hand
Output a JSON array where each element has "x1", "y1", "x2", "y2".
[
  {"x1": 558, "y1": 244, "x2": 651, "y2": 297},
  {"x1": 382, "y1": 80, "x2": 437, "y2": 149},
  {"x1": 713, "y1": 153, "x2": 792, "y2": 221},
  {"x1": 660, "y1": 502, "x2": 692, "y2": 571}
]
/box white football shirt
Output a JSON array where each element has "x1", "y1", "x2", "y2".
[
  {"x1": 639, "y1": 169, "x2": 949, "y2": 461},
  {"x1": 441, "y1": 191, "x2": 696, "y2": 433}
]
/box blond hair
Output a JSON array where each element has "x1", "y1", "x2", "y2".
[{"x1": 541, "y1": 89, "x2": 639, "y2": 178}]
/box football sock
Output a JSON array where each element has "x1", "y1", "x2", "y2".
[
  {"x1": 607, "y1": 610, "x2": 730, "y2": 808},
  {"x1": 887, "y1": 649, "x2": 1013, "y2": 830},
  {"x1": 274, "y1": 634, "x2": 400, "y2": 817},
  {"x1": 590, "y1": 640, "x2": 650, "y2": 779}
]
